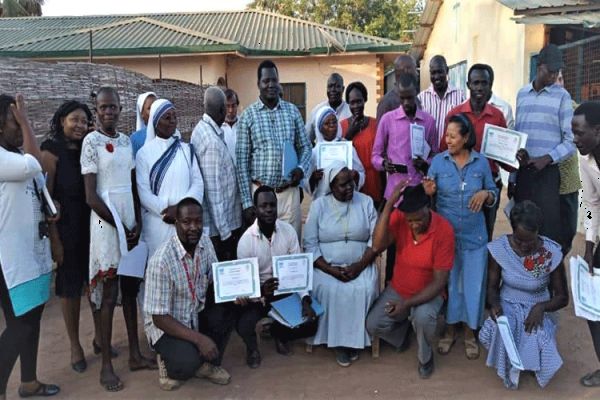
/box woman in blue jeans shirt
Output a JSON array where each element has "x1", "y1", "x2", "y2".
[{"x1": 423, "y1": 113, "x2": 497, "y2": 360}]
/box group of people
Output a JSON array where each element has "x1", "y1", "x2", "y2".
[{"x1": 2, "y1": 41, "x2": 600, "y2": 398}]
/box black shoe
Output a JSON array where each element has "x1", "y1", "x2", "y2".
[
  {"x1": 71, "y1": 358, "x2": 87, "y2": 373},
  {"x1": 18, "y1": 383, "x2": 60, "y2": 398},
  {"x1": 335, "y1": 348, "x2": 351, "y2": 367},
  {"x1": 348, "y1": 349, "x2": 359, "y2": 362},
  {"x1": 246, "y1": 349, "x2": 262, "y2": 369},
  {"x1": 274, "y1": 338, "x2": 293, "y2": 356},
  {"x1": 418, "y1": 356, "x2": 434, "y2": 379}
]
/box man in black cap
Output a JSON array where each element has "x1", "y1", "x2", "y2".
[
  {"x1": 366, "y1": 182, "x2": 455, "y2": 379},
  {"x1": 510, "y1": 44, "x2": 575, "y2": 245}
]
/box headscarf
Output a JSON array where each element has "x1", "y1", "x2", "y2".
[
  {"x1": 323, "y1": 160, "x2": 348, "y2": 196},
  {"x1": 135, "y1": 91, "x2": 156, "y2": 131},
  {"x1": 145, "y1": 99, "x2": 180, "y2": 144},
  {"x1": 314, "y1": 105, "x2": 342, "y2": 142}
]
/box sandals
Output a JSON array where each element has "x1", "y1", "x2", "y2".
[
  {"x1": 18, "y1": 383, "x2": 60, "y2": 398},
  {"x1": 100, "y1": 376, "x2": 124, "y2": 392},
  {"x1": 437, "y1": 335, "x2": 456, "y2": 355},
  {"x1": 581, "y1": 369, "x2": 600, "y2": 387},
  {"x1": 464, "y1": 337, "x2": 480, "y2": 360}
]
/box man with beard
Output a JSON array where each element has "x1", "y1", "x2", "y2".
[
  {"x1": 418, "y1": 55, "x2": 465, "y2": 145},
  {"x1": 441, "y1": 64, "x2": 507, "y2": 241},
  {"x1": 305, "y1": 73, "x2": 351, "y2": 144}
]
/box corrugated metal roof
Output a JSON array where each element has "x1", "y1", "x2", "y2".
[
  {"x1": 409, "y1": 0, "x2": 443, "y2": 61},
  {"x1": 498, "y1": 0, "x2": 594, "y2": 11},
  {"x1": 513, "y1": 10, "x2": 600, "y2": 27},
  {"x1": 0, "y1": 10, "x2": 408, "y2": 58}
]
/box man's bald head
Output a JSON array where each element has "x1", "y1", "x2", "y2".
[
  {"x1": 204, "y1": 86, "x2": 226, "y2": 126},
  {"x1": 394, "y1": 54, "x2": 418, "y2": 79},
  {"x1": 327, "y1": 73, "x2": 345, "y2": 108}
]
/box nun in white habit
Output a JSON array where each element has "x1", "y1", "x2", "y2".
[
  {"x1": 303, "y1": 160, "x2": 378, "y2": 366},
  {"x1": 135, "y1": 99, "x2": 204, "y2": 257},
  {"x1": 304, "y1": 105, "x2": 365, "y2": 200}
]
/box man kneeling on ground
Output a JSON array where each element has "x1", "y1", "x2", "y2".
[{"x1": 144, "y1": 197, "x2": 231, "y2": 390}]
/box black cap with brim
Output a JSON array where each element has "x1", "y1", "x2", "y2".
[
  {"x1": 538, "y1": 44, "x2": 564, "y2": 72},
  {"x1": 398, "y1": 184, "x2": 430, "y2": 213}
]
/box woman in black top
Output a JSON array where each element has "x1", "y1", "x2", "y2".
[{"x1": 40, "y1": 100, "x2": 104, "y2": 373}]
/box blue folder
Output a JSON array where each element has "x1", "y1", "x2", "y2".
[
  {"x1": 269, "y1": 293, "x2": 323, "y2": 328},
  {"x1": 282, "y1": 141, "x2": 298, "y2": 180}
]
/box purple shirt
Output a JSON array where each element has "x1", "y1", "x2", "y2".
[{"x1": 372, "y1": 107, "x2": 438, "y2": 199}]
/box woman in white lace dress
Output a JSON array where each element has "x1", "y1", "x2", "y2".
[{"x1": 81, "y1": 87, "x2": 155, "y2": 392}]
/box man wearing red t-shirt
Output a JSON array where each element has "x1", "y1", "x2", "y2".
[
  {"x1": 366, "y1": 182, "x2": 455, "y2": 379},
  {"x1": 440, "y1": 64, "x2": 507, "y2": 240}
]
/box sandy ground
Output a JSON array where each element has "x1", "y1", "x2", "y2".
[{"x1": 3, "y1": 197, "x2": 600, "y2": 400}]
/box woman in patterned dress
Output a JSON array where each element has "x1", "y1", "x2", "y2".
[{"x1": 479, "y1": 200, "x2": 569, "y2": 389}]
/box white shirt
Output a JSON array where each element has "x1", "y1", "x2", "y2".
[
  {"x1": 221, "y1": 119, "x2": 238, "y2": 163},
  {"x1": 489, "y1": 93, "x2": 515, "y2": 130},
  {"x1": 0, "y1": 148, "x2": 52, "y2": 289},
  {"x1": 305, "y1": 100, "x2": 352, "y2": 143},
  {"x1": 237, "y1": 219, "x2": 309, "y2": 298},
  {"x1": 135, "y1": 136, "x2": 204, "y2": 256},
  {"x1": 581, "y1": 153, "x2": 600, "y2": 243}
]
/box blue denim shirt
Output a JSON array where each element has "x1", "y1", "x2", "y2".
[{"x1": 429, "y1": 150, "x2": 498, "y2": 250}]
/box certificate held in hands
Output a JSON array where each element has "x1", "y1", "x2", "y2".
[
  {"x1": 317, "y1": 141, "x2": 353, "y2": 170},
  {"x1": 272, "y1": 253, "x2": 313, "y2": 295},
  {"x1": 212, "y1": 258, "x2": 261, "y2": 303},
  {"x1": 481, "y1": 124, "x2": 528, "y2": 169}
]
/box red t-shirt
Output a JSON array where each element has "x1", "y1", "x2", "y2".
[
  {"x1": 389, "y1": 210, "x2": 455, "y2": 299},
  {"x1": 440, "y1": 101, "x2": 507, "y2": 175}
]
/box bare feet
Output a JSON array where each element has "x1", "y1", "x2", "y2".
[
  {"x1": 100, "y1": 367, "x2": 123, "y2": 392},
  {"x1": 129, "y1": 354, "x2": 158, "y2": 371}
]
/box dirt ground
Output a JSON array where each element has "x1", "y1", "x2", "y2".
[{"x1": 4, "y1": 198, "x2": 600, "y2": 400}]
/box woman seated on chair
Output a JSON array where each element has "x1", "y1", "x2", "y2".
[{"x1": 303, "y1": 161, "x2": 378, "y2": 367}]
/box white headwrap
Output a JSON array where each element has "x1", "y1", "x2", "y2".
[
  {"x1": 314, "y1": 105, "x2": 342, "y2": 142},
  {"x1": 144, "y1": 99, "x2": 180, "y2": 144},
  {"x1": 323, "y1": 160, "x2": 349, "y2": 196},
  {"x1": 135, "y1": 91, "x2": 156, "y2": 131}
]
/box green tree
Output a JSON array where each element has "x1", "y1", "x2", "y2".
[
  {"x1": 248, "y1": 0, "x2": 422, "y2": 42},
  {"x1": 0, "y1": 0, "x2": 44, "y2": 17}
]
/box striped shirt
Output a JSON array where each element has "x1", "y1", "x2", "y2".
[
  {"x1": 191, "y1": 114, "x2": 242, "y2": 241},
  {"x1": 143, "y1": 234, "x2": 216, "y2": 346},
  {"x1": 515, "y1": 83, "x2": 575, "y2": 163},
  {"x1": 418, "y1": 84, "x2": 465, "y2": 143},
  {"x1": 236, "y1": 98, "x2": 312, "y2": 209}
]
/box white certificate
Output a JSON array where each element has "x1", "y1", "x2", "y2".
[
  {"x1": 481, "y1": 123, "x2": 528, "y2": 169},
  {"x1": 212, "y1": 258, "x2": 261, "y2": 303},
  {"x1": 316, "y1": 141, "x2": 353, "y2": 170},
  {"x1": 410, "y1": 123, "x2": 430, "y2": 159},
  {"x1": 569, "y1": 256, "x2": 600, "y2": 321},
  {"x1": 496, "y1": 316, "x2": 525, "y2": 370},
  {"x1": 272, "y1": 253, "x2": 313, "y2": 295}
]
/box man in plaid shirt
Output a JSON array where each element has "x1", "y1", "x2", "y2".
[
  {"x1": 236, "y1": 60, "x2": 312, "y2": 239},
  {"x1": 144, "y1": 198, "x2": 231, "y2": 390}
]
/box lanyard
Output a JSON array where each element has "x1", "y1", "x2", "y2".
[{"x1": 181, "y1": 256, "x2": 199, "y2": 304}]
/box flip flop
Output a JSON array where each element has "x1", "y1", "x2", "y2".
[
  {"x1": 437, "y1": 336, "x2": 456, "y2": 355},
  {"x1": 581, "y1": 370, "x2": 600, "y2": 387},
  {"x1": 71, "y1": 358, "x2": 87, "y2": 373},
  {"x1": 18, "y1": 383, "x2": 60, "y2": 398},
  {"x1": 100, "y1": 377, "x2": 123, "y2": 392},
  {"x1": 129, "y1": 357, "x2": 158, "y2": 371},
  {"x1": 464, "y1": 338, "x2": 480, "y2": 360}
]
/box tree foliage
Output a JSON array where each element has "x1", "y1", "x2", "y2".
[
  {"x1": 248, "y1": 0, "x2": 422, "y2": 42},
  {"x1": 0, "y1": 0, "x2": 44, "y2": 17}
]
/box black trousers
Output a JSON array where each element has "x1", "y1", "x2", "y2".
[
  {"x1": 219, "y1": 295, "x2": 319, "y2": 353},
  {"x1": 559, "y1": 191, "x2": 579, "y2": 256},
  {"x1": 587, "y1": 246, "x2": 600, "y2": 364},
  {"x1": 0, "y1": 268, "x2": 44, "y2": 395},
  {"x1": 515, "y1": 164, "x2": 561, "y2": 243},
  {"x1": 210, "y1": 228, "x2": 243, "y2": 262},
  {"x1": 483, "y1": 178, "x2": 503, "y2": 241},
  {"x1": 154, "y1": 334, "x2": 205, "y2": 381}
]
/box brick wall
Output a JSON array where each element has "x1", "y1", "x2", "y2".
[{"x1": 0, "y1": 58, "x2": 206, "y2": 140}]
